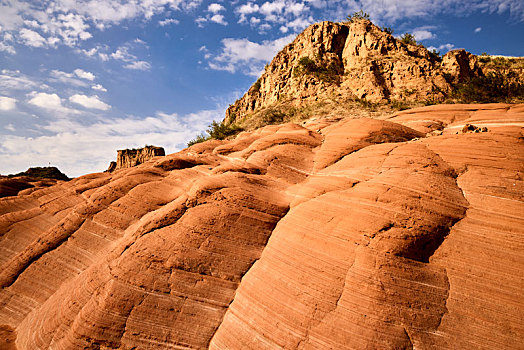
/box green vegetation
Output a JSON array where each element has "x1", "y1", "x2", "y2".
[
  {"x1": 346, "y1": 10, "x2": 370, "y2": 23},
  {"x1": 252, "y1": 78, "x2": 262, "y2": 93},
  {"x1": 187, "y1": 120, "x2": 243, "y2": 147},
  {"x1": 382, "y1": 26, "x2": 394, "y2": 35},
  {"x1": 390, "y1": 99, "x2": 410, "y2": 111},
  {"x1": 187, "y1": 133, "x2": 209, "y2": 147},
  {"x1": 478, "y1": 52, "x2": 490, "y2": 63},
  {"x1": 398, "y1": 33, "x2": 441, "y2": 61},
  {"x1": 294, "y1": 56, "x2": 343, "y2": 83},
  {"x1": 400, "y1": 33, "x2": 418, "y2": 46},
  {"x1": 478, "y1": 55, "x2": 524, "y2": 70},
  {"x1": 261, "y1": 108, "x2": 286, "y2": 125},
  {"x1": 454, "y1": 71, "x2": 524, "y2": 103}
]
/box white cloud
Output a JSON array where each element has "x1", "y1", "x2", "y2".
[
  {"x1": 4, "y1": 123, "x2": 15, "y2": 131},
  {"x1": 92, "y1": 84, "x2": 107, "y2": 92},
  {"x1": 208, "y1": 3, "x2": 225, "y2": 13},
  {"x1": 74, "y1": 69, "x2": 95, "y2": 81},
  {"x1": 209, "y1": 34, "x2": 295, "y2": 76},
  {"x1": 107, "y1": 45, "x2": 150, "y2": 69},
  {"x1": 438, "y1": 43, "x2": 455, "y2": 52},
  {"x1": 260, "y1": 1, "x2": 286, "y2": 21},
  {"x1": 285, "y1": 2, "x2": 309, "y2": 16},
  {"x1": 111, "y1": 46, "x2": 136, "y2": 61},
  {"x1": 50, "y1": 70, "x2": 89, "y2": 87},
  {"x1": 286, "y1": 16, "x2": 313, "y2": 31},
  {"x1": 0, "y1": 41, "x2": 15, "y2": 54},
  {"x1": 19, "y1": 28, "x2": 46, "y2": 47},
  {"x1": 78, "y1": 47, "x2": 97, "y2": 57},
  {"x1": 428, "y1": 43, "x2": 455, "y2": 53},
  {"x1": 159, "y1": 18, "x2": 180, "y2": 26},
  {"x1": 197, "y1": 5, "x2": 228, "y2": 27},
  {"x1": 0, "y1": 70, "x2": 41, "y2": 92},
  {"x1": 195, "y1": 16, "x2": 207, "y2": 27},
  {"x1": 235, "y1": 0, "x2": 312, "y2": 31},
  {"x1": 0, "y1": 96, "x2": 16, "y2": 111},
  {"x1": 27, "y1": 91, "x2": 79, "y2": 114},
  {"x1": 237, "y1": 2, "x2": 260, "y2": 15},
  {"x1": 53, "y1": 0, "x2": 203, "y2": 25},
  {"x1": 474, "y1": 27, "x2": 482, "y2": 33},
  {"x1": 335, "y1": 0, "x2": 524, "y2": 23},
  {"x1": 124, "y1": 61, "x2": 152, "y2": 70},
  {"x1": 1, "y1": 0, "x2": 204, "y2": 50},
  {"x1": 0, "y1": 106, "x2": 224, "y2": 177},
  {"x1": 412, "y1": 29, "x2": 435, "y2": 41},
  {"x1": 0, "y1": 1, "x2": 28, "y2": 31},
  {"x1": 210, "y1": 14, "x2": 228, "y2": 25},
  {"x1": 69, "y1": 94, "x2": 111, "y2": 110},
  {"x1": 237, "y1": 2, "x2": 260, "y2": 22}
]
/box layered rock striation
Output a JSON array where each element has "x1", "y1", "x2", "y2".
[
  {"x1": 1, "y1": 103, "x2": 523, "y2": 349},
  {"x1": 226, "y1": 20, "x2": 482, "y2": 123}
]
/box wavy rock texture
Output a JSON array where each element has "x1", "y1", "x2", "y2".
[
  {"x1": 0, "y1": 177, "x2": 61, "y2": 198},
  {"x1": 0, "y1": 104, "x2": 523, "y2": 349}
]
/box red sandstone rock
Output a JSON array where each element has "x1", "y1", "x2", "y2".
[{"x1": 0, "y1": 104, "x2": 523, "y2": 349}]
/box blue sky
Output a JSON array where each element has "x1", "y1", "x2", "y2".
[{"x1": 0, "y1": 0, "x2": 523, "y2": 177}]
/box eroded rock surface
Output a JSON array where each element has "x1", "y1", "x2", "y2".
[{"x1": 0, "y1": 104, "x2": 523, "y2": 349}]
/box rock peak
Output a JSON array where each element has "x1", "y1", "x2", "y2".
[{"x1": 226, "y1": 20, "x2": 480, "y2": 124}]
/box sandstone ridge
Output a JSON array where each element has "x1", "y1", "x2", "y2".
[
  {"x1": 226, "y1": 19, "x2": 482, "y2": 124},
  {"x1": 0, "y1": 103, "x2": 523, "y2": 349}
]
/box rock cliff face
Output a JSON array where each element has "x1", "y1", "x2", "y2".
[
  {"x1": 226, "y1": 20, "x2": 481, "y2": 123},
  {"x1": 0, "y1": 103, "x2": 523, "y2": 349},
  {"x1": 110, "y1": 145, "x2": 165, "y2": 171}
]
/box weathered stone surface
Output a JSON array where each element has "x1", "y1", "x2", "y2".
[{"x1": 0, "y1": 103, "x2": 522, "y2": 349}]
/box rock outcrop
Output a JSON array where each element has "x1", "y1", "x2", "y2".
[
  {"x1": 226, "y1": 20, "x2": 482, "y2": 124},
  {"x1": 1, "y1": 103, "x2": 522, "y2": 349},
  {"x1": 107, "y1": 145, "x2": 166, "y2": 172},
  {"x1": 8, "y1": 167, "x2": 69, "y2": 181}
]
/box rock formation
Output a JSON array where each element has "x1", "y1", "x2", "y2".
[
  {"x1": 0, "y1": 103, "x2": 522, "y2": 349},
  {"x1": 107, "y1": 145, "x2": 166, "y2": 172},
  {"x1": 226, "y1": 19, "x2": 482, "y2": 124},
  {"x1": 7, "y1": 167, "x2": 69, "y2": 181}
]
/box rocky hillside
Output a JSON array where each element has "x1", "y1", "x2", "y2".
[
  {"x1": 224, "y1": 19, "x2": 522, "y2": 128},
  {"x1": 0, "y1": 103, "x2": 523, "y2": 349}
]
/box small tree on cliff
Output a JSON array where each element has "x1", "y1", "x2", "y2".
[{"x1": 346, "y1": 10, "x2": 370, "y2": 23}]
